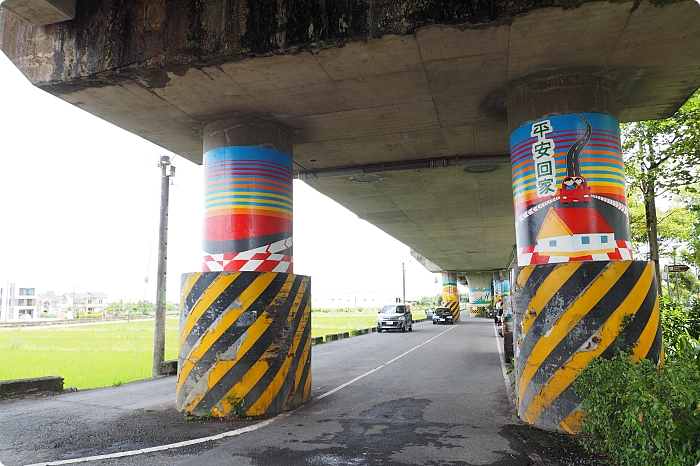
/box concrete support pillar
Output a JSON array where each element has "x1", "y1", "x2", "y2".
[
  {"x1": 177, "y1": 118, "x2": 311, "y2": 418},
  {"x1": 507, "y1": 76, "x2": 662, "y2": 433},
  {"x1": 465, "y1": 273, "x2": 492, "y2": 310},
  {"x1": 441, "y1": 272, "x2": 460, "y2": 323}
]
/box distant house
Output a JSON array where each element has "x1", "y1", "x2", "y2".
[
  {"x1": 536, "y1": 208, "x2": 615, "y2": 257},
  {"x1": 0, "y1": 284, "x2": 38, "y2": 320},
  {"x1": 64, "y1": 291, "x2": 109, "y2": 315},
  {"x1": 37, "y1": 291, "x2": 68, "y2": 315}
]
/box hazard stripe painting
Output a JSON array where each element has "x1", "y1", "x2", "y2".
[
  {"x1": 176, "y1": 271, "x2": 311, "y2": 417},
  {"x1": 512, "y1": 260, "x2": 661, "y2": 432}
]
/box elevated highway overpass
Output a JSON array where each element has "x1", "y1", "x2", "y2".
[{"x1": 2, "y1": 0, "x2": 698, "y2": 432}]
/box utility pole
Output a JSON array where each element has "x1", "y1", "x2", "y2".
[
  {"x1": 153, "y1": 155, "x2": 174, "y2": 377},
  {"x1": 402, "y1": 262, "x2": 406, "y2": 304}
]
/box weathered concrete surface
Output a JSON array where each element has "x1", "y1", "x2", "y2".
[
  {"x1": 1, "y1": 0, "x2": 699, "y2": 277},
  {"x1": 0, "y1": 375, "x2": 64, "y2": 397},
  {"x1": 1, "y1": 0, "x2": 75, "y2": 26}
]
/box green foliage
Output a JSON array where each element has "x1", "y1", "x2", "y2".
[
  {"x1": 573, "y1": 299, "x2": 700, "y2": 465},
  {"x1": 623, "y1": 90, "x2": 700, "y2": 197},
  {"x1": 223, "y1": 394, "x2": 247, "y2": 417},
  {"x1": 627, "y1": 189, "x2": 699, "y2": 264},
  {"x1": 660, "y1": 297, "x2": 692, "y2": 355},
  {"x1": 76, "y1": 312, "x2": 105, "y2": 319},
  {"x1": 310, "y1": 313, "x2": 377, "y2": 338},
  {"x1": 312, "y1": 307, "x2": 366, "y2": 313},
  {"x1": 623, "y1": 89, "x2": 700, "y2": 281},
  {"x1": 573, "y1": 349, "x2": 700, "y2": 466}
]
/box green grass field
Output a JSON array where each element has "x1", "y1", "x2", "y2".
[
  {"x1": 0, "y1": 318, "x2": 180, "y2": 389},
  {"x1": 0, "y1": 311, "x2": 428, "y2": 389}
]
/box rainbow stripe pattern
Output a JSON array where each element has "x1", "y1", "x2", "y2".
[
  {"x1": 510, "y1": 113, "x2": 626, "y2": 214},
  {"x1": 203, "y1": 146, "x2": 293, "y2": 273}
]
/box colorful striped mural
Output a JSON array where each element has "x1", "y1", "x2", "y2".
[
  {"x1": 509, "y1": 113, "x2": 632, "y2": 267},
  {"x1": 177, "y1": 271, "x2": 311, "y2": 417},
  {"x1": 512, "y1": 261, "x2": 662, "y2": 433},
  {"x1": 203, "y1": 146, "x2": 293, "y2": 273}
]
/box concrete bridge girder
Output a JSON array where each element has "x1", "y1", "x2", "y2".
[{"x1": 1, "y1": 0, "x2": 699, "y2": 274}]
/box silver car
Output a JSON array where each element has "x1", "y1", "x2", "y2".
[{"x1": 377, "y1": 304, "x2": 413, "y2": 333}]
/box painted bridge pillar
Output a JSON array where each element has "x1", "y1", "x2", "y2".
[
  {"x1": 441, "y1": 271, "x2": 460, "y2": 322},
  {"x1": 176, "y1": 118, "x2": 311, "y2": 418},
  {"x1": 465, "y1": 273, "x2": 493, "y2": 314},
  {"x1": 507, "y1": 76, "x2": 662, "y2": 433}
]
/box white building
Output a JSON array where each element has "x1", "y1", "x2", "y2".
[
  {"x1": 1, "y1": 283, "x2": 38, "y2": 321},
  {"x1": 36, "y1": 292, "x2": 69, "y2": 316},
  {"x1": 64, "y1": 291, "x2": 109, "y2": 315}
]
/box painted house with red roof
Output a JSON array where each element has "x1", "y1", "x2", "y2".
[{"x1": 535, "y1": 208, "x2": 615, "y2": 257}]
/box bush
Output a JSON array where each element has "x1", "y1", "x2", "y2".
[
  {"x1": 688, "y1": 298, "x2": 700, "y2": 340},
  {"x1": 574, "y1": 344, "x2": 700, "y2": 465},
  {"x1": 660, "y1": 297, "x2": 692, "y2": 352},
  {"x1": 572, "y1": 299, "x2": 700, "y2": 465}
]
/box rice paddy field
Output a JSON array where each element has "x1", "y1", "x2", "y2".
[
  {"x1": 0, "y1": 310, "x2": 427, "y2": 389},
  {"x1": 0, "y1": 318, "x2": 180, "y2": 389}
]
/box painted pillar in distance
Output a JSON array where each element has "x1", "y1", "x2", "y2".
[
  {"x1": 441, "y1": 271, "x2": 460, "y2": 323},
  {"x1": 465, "y1": 273, "x2": 492, "y2": 311},
  {"x1": 507, "y1": 76, "x2": 662, "y2": 433},
  {"x1": 177, "y1": 118, "x2": 311, "y2": 418}
]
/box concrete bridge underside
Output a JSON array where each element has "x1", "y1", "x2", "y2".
[{"x1": 2, "y1": 0, "x2": 699, "y2": 277}]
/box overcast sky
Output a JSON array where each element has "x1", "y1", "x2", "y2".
[{"x1": 0, "y1": 51, "x2": 442, "y2": 304}]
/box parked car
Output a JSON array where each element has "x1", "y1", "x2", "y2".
[
  {"x1": 377, "y1": 304, "x2": 413, "y2": 333},
  {"x1": 432, "y1": 307, "x2": 453, "y2": 325}
]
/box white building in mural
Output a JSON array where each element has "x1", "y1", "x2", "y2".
[{"x1": 535, "y1": 208, "x2": 615, "y2": 257}]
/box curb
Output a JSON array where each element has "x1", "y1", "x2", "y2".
[
  {"x1": 312, "y1": 318, "x2": 429, "y2": 346},
  {"x1": 0, "y1": 376, "x2": 64, "y2": 398}
]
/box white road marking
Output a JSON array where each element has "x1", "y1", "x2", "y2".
[
  {"x1": 23, "y1": 416, "x2": 282, "y2": 465},
  {"x1": 493, "y1": 323, "x2": 511, "y2": 395},
  {"x1": 314, "y1": 324, "x2": 458, "y2": 402},
  {"x1": 23, "y1": 324, "x2": 458, "y2": 466}
]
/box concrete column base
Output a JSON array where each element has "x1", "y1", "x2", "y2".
[
  {"x1": 176, "y1": 271, "x2": 311, "y2": 417},
  {"x1": 512, "y1": 260, "x2": 661, "y2": 433}
]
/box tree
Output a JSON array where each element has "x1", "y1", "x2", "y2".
[{"x1": 623, "y1": 89, "x2": 700, "y2": 294}]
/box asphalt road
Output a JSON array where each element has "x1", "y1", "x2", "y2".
[{"x1": 0, "y1": 318, "x2": 534, "y2": 466}]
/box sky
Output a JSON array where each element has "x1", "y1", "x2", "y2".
[{"x1": 0, "y1": 51, "x2": 442, "y2": 304}]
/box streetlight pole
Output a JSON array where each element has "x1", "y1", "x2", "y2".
[{"x1": 153, "y1": 155, "x2": 174, "y2": 377}]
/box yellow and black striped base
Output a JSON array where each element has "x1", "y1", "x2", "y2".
[
  {"x1": 512, "y1": 260, "x2": 661, "y2": 433},
  {"x1": 176, "y1": 271, "x2": 311, "y2": 417},
  {"x1": 444, "y1": 299, "x2": 461, "y2": 323}
]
